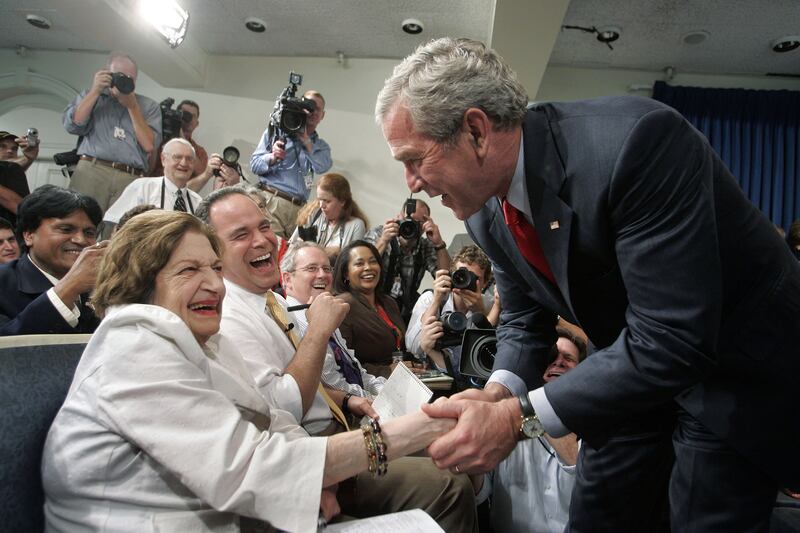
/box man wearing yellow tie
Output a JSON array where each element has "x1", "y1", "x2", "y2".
[{"x1": 196, "y1": 187, "x2": 478, "y2": 531}]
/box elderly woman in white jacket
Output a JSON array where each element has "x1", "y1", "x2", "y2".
[{"x1": 41, "y1": 211, "x2": 454, "y2": 532}]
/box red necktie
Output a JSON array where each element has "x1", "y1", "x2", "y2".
[{"x1": 502, "y1": 198, "x2": 556, "y2": 284}]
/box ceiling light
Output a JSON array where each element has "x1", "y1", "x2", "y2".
[
  {"x1": 245, "y1": 17, "x2": 266, "y2": 33},
  {"x1": 682, "y1": 30, "x2": 709, "y2": 45},
  {"x1": 596, "y1": 26, "x2": 621, "y2": 45},
  {"x1": 140, "y1": 0, "x2": 189, "y2": 49},
  {"x1": 401, "y1": 18, "x2": 424, "y2": 35},
  {"x1": 771, "y1": 36, "x2": 800, "y2": 53},
  {"x1": 26, "y1": 14, "x2": 52, "y2": 30}
]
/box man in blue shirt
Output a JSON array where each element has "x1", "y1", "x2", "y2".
[{"x1": 250, "y1": 90, "x2": 332, "y2": 238}]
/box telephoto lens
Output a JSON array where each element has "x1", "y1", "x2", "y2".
[{"x1": 450, "y1": 267, "x2": 479, "y2": 291}]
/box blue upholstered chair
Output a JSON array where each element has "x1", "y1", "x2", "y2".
[{"x1": 0, "y1": 335, "x2": 90, "y2": 532}]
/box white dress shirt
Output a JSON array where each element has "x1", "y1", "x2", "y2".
[
  {"x1": 487, "y1": 437, "x2": 579, "y2": 533},
  {"x1": 41, "y1": 303, "x2": 326, "y2": 533},
  {"x1": 28, "y1": 254, "x2": 81, "y2": 327},
  {"x1": 220, "y1": 281, "x2": 333, "y2": 434},
  {"x1": 103, "y1": 176, "x2": 203, "y2": 223},
  {"x1": 286, "y1": 295, "x2": 385, "y2": 397}
]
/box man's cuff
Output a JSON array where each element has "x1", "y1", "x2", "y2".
[
  {"x1": 531, "y1": 387, "x2": 570, "y2": 438},
  {"x1": 486, "y1": 370, "x2": 527, "y2": 398},
  {"x1": 46, "y1": 288, "x2": 80, "y2": 328}
]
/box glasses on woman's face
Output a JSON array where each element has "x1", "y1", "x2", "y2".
[{"x1": 296, "y1": 264, "x2": 333, "y2": 274}]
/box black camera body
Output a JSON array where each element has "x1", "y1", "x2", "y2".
[
  {"x1": 434, "y1": 311, "x2": 468, "y2": 351},
  {"x1": 297, "y1": 225, "x2": 319, "y2": 242},
  {"x1": 159, "y1": 98, "x2": 193, "y2": 142},
  {"x1": 451, "y1": 267, "x2": 479, "y2": 292},
  {"x1": 53, "y1": 149, "x2": 79, "y2": 167},
  {"x1": 396, "y1": 198, "x2": 420, "y2": 240},
  {"x1": 110, "y1": 72, "x2": 135, "y2": 95},
  {"x1": 213, "y1": 146, "x2": 241, "y2": 177},
  {"x1": 459, "y1": 328, "x2": 497, "y2": 381},
  {"x1": 267, "y1": 72, "x2": 317, "y2": 145}
]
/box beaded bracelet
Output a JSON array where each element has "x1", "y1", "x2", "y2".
[
  {"x1": 368, "y1": 418, "x2": 388, "y2": 477},
  {"x1": 361, "y1": 423, "x2": 378, "y2": 475}
]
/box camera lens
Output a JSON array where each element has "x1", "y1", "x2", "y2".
[
  {"x1": 441, "y1": 311, "x2": 468, "y2": 333},
  {"x1": 398, "y1": 219, "x2": 420, "y2": 240},
  {"x1": 451, "y1": 267, "x2": 478, "y2": 291},
  {"x1": 222, "y1": 146, "x2": 240, "y2": 165}
]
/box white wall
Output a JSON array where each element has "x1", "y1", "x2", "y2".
[{"x1": 2, "y1": 50, "x2": 799, "y2": 250}]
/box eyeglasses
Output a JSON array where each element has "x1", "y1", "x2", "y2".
[
  {"x1": 296, "y1": 264, "x2": 333, "y2": 274},
  {"x1": 168, "y1": 154, "x2": 196, "y2": 163}
]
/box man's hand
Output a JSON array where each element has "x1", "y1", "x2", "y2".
[
  {"x1": 347, "y1": 395, "x2": 379, "y2": 419},
  {"x1": 420, "y1": 315, "x2": 444, "y2": 354},
  {"x1": 90, "y1": 69, "x2": 112, "y2": 95},
  {"x1": 451, "y1": 381, "x2": 513, "y2": 402},
  {"x1": 380, "y1": 217, "x2": 399, "y2": 244},
  {"x1": 421, "y1": 215, "x2": 445, "y2": 247},
  {"x1": 16, "y1": 135, "x2": 40, "y2": 163},
  {"x1": 305, "y1": 292, "x2": 349, "y2": 338},
  {"x1": 53, "y1": 241, "x2": 108, "y2": 306},
  {"x1": 216, "y1": 162, "x2": 240, "y2": 189},
  {"x1": 422, "y1": 396, "x2": 521, "y2": 474},
  {"x1": 453, "y1": 286, "x2": 486, "y2": 314},
  {"x1": 431, "y1": 269, "x2": 452, "y2": 305},
  {"x1": 113, "y1": 87, "x2": 138, "y2": 110},
  {"x1": 271, "y1": 139, "x2": 286, "y2": 164}
]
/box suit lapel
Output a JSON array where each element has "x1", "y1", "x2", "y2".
[
  {"x1": 17, "y1": 254, "x2": 54, "y2": 295},
  {"x1": 522, "y1": 107, "x2": 578, "y2": 321}
]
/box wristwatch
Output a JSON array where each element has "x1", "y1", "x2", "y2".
[{"x1": 518, "y1": 393, "x2": 545, "y2": 439}]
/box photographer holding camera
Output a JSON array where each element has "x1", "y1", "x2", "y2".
[
  {"x1": 365, "y1": 199, "x2": 451, "y2": 324},
  {"x1": 250, "y1": 89, "x2": 331, "y2": 238},
  {"x1": 0, "y1": 129, "x2": 40, "y2": 172},
  {"x1": 407, "y1": 245, "x2": 500, "y2": 376},
  {"x1": 63, "y1": 52, "x2": 162, "y2": 211}
]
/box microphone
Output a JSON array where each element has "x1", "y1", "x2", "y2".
[{"x1": 283, "y1": 323, "x2": 295, "y2": 333}]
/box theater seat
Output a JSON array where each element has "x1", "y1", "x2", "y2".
[{"x1": 0, "y1": 334, "x2": 90, "y2": 532}]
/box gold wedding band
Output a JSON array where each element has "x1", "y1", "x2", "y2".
[{"x1": 454, "y1": 465, "x2": 461, "y2": 473}]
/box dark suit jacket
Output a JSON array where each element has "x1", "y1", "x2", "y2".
[
  {"x1": 0, "y1": 254, "x2": 100, "y2": 336},
  {"x1": 337, "y1": 291, "x2": 406, "y2": 379},
  {"x1": 466, "y1": 96, "x2": 800, "y2": 487}
]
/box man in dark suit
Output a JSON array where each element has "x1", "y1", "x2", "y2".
[
  {"x1": 0, "y1": 184, "x2": 105, "y2": 336},
  {"x1": 376, "y1": 37, "x2": 800, "y2": 531}
]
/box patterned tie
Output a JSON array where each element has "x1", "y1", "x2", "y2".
[
  {"x1": 502, "y1": 198, "x2": 556, "y2": 284},
  {"x1": 264, "y1": 292, "x2": 350, "y2": 430},
  {"x1": 173, "y1": 189, "x2": 187, "y2": 212},
  {"x1": 329, "y1": 337, "x2": 364, "y2": 388}
]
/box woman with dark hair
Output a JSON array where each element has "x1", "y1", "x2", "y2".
[
  {"x1": 333, "y1": 240, "x2": 407, "y2": 378},
  {"x1": 292, "y1": 173, "x2": 368, "y2": 257},
  {"x1": 41, "y1": 212, "x2": 460, "y2": 532}
]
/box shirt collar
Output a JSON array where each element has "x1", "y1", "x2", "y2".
[
  {"x1": 502, "y1": 136, "x2": 534, "y2": 225},
  {"x1": 163, "y1": 176, "x2": 185, "y2": 195},
  {"x1": 27, "y1": 253, "x2": 61, "y2": 285}
]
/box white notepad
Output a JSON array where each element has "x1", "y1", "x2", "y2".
[{"x1": 370, "y1": 363, "x2": 433, "y2": 422}]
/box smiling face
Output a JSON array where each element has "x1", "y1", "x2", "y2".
[
  {"x1": 283, "y1": 246, "x2": 333, "y2": 304},
  {"x1": 542, "y1": 337, "x2": 581, "y2": 383},
  {"x1": 0, "y1": 228, "x2": 20, "y2": 264},
  {"x1": 346, "y1": 245, "x2": 381, "y2": 296},
  {"x1": 209, "y1": 193, "x2": 279, "y2": 294},
  {"x1": 151, "y1": 230, "x2": 225, "y2": 346},
  {"x1": 383, "y1": 104, "x2": 503, "y2": 221},
  {"x1": 23, "y1": 209, "x2": 97, "y2": 278},
  {"x1": 317, "y1": 186, "x2": 344, "y2": 222},
  {"x1": 162, "y1": 140, "x2": 196, "y2": 188}
]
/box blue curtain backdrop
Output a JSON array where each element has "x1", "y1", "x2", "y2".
[{"x1": 652, "y1": 81, "x2": 800, "y2": 230}]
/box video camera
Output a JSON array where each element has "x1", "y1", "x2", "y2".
[
  {"x1": 159, "y1": 98, "x2": 193, "y2": 142},
  {"x1": 433, "y1": 310, "x2": 497, "y2": 385},
  {"x1": 396, "y1": 198, "x2": 420, "y2": 240},
  {"x1": 267, "y1": 72, "x2": 317, "y2": 146}
]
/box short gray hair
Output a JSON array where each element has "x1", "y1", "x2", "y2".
[
  {"x1": 375, "y1": 37, "x2": 528, "y2": 144},
  {"x1": 162, "y1": 137, "x2": 196, "y2": 157},
  {"x1": 280, "y1": 241, "x2": 327, "y2": 273}
]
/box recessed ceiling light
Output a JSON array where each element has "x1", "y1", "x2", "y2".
[
  {"x1": 771, "y1": 36, "x2": 800, "y2": 53},
  {"x1": 26, "y1": 14, "x2": 52, "y2": 30},
  {"x1": 596, "y1": 26, "x2": 620, "y2": 45},
  {"x1": 682, "y1": 30, "x2": 709, "y2": 45},
  {"x1": 245, "y1": 17, "x2": 266, "y2": 33},
  {"x1": 401, "y1": 18, "x2": 424, "y2": 35}
]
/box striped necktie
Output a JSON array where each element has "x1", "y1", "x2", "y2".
[
  {"x1": 264, "y1": 292, "x2": 349, "y2": 430},
  {"x1": 174, "y1": 189, "x2": 187, "y2": 212}
]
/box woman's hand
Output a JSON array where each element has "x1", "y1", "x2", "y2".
[
  {"x1": 347, "y1": 395, "x2": 379, "y2": 419},
  {"x1": 319, "y1": 486, "x2": 340, "y2": 522}
]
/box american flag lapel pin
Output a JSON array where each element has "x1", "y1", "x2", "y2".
[{"x1": 549, "y1": 220, "x2": 560, "y2": 230}]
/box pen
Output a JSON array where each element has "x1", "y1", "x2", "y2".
[{"x1": 287, "y1": 303, "x2": 311, "y2": 312}]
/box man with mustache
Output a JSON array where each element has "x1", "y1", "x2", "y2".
[{"x1": 0, "y1": 184, "x2": 104, "y2": 335}]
